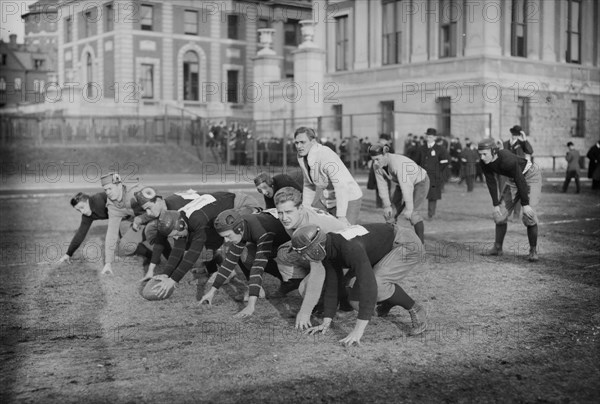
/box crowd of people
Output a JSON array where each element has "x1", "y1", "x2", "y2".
[{"x1": 58, "y1": 124, "x2": 598, "y2": 346}]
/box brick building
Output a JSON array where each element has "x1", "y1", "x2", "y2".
[
  {"x1": 0, "y1": 0, "x2": 58, "y2": 108},
  {"x1": 48, "y1": 0, "x2": 311, "y2": 118}
]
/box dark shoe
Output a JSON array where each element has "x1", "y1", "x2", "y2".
[
  {"x1": 528, "y1": 248, "x2": 539, "y2": 262},
  {"x1": 483, "y1": 245, "x2": 503, "y2": 256},
  {"x1": 376, "y1": 302, "x2": 394, "y2": 317},
  {"x1": 277, "y1": 278, "x2": 302, "y2": 296},
  {"x1": 408, "y1": 303, "x2": 428, "y2": 336}
]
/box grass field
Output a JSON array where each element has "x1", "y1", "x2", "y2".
[{"x1": 1, "y1": 178, "x2": 599, "y2": 403}]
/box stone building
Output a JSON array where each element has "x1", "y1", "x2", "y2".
[{"x1": 297, "y1": 0, "x2": 599, "y2": 164}]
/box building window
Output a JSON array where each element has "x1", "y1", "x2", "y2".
[
  {"x1": 14, "y1": 78, "x2": 22, "y2": 90},
  {"x1": 437, "y1": 96, "x2": 451, "y2": 136},
  {"x1": 0, "y1": 77, "x2": 6, "y2": 91},
  {"x1": 185, "y1": 10, "x2": 198, "y2": 35},
  {"x1": 228, "y1": 15, "x2": 239, "y2": 39},
  {"x1": 1, "y1": 54, "x2": 6, "y2": 65},
  {"x1": 333, "y1": 104, "x2": 343, "y2": 132},
  {"x1": 566, "y1": 0, "x2": 581, "y2": 64},
  {"x1": 65, "y1": 17, "x2": 72, "y2": 42},
  {"x1": 284, "y1": 19, "x2": 301, "y2": 46},
  {"x1": 183, "y1": 51, "x2": 199, "y2": 101},
  {"x1": 226, "y1": 70, "x2": 239, "y2": 103},
  {"x1": 571, "y1": 100, "x2": 585, "y2": 137},
  {"x1": 439, "y1": 0, "x2": 458, "y2": 58},
  {"x1": 335, "y1": 15, "x2": 349, "y2": 71},
  {"x1": 380, "y1": 101, "x2": 395, "y2": 135},
  {"x1": 39, "y1": 80, "x2": 45, "y2": 94},
  {"x1": 257, "y1": 18, "x2": 270, "y2": 42},
  {"x1": 511, "y1": 0, "x2": 527, "y2": 57},
  {"x1": 84, "y1": 11, "x2": 92, "y2": 37},
  {"x1": 86, "y1": 53, "x2": 93, "y2": 98},
  {"x1": 105, "y1": 3, "x2": 114, "y2": 32},
  {"x1": 518, "y1": 97, "x2": 530, "y2": 134},
  {"x1": 141, "y1": 4, "x2": 153, "y2": 31},
  {"x1": 140, "y1": 64, "x2": 154, "y2": 99},
  {"x1": 382, "y1": 0, "x2": 403, "y2": 65},
  {"x1": 34, "y1": 59, "x2": 44, "y2": 70}
]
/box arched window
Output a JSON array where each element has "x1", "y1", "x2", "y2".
[
  {"x1": 86, "y1": 53, "x2": 93, "y2": 98},
  {"x1": 183, "y1": 51, "x2": 199, "y2": 101}
]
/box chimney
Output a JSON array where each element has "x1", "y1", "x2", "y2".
[{"x1": 9, "y1": 34, "x2": 17, "y2": 47}]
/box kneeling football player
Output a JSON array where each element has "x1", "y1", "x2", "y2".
[
  {"x1": 291, "y1": 222, "x2": 427, "y2": 346},
  {"x1": 199, "y1": 208, "x2": 290, "y2": 317}
]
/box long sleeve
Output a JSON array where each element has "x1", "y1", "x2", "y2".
[
  {"x1": 297, "y1": 261, "x2": 326, "y2": 317},
  {"x1": 512, "y1": 161, "x2": 530, "y2": 206},
  {"x1": 212, "y1": 243, "x2": 245, "y2": 290},
  {"x1": 159, "y1": 238, "x2": 186, "y2": 277},
  {"x1": 482, "y1": 163, "x2": 500, "y2": 206},
  {"x1": 150, "y1": 233, "x2": 169, "y2": 265},
  {"x1": 104, "y1": 214, "x2": 122, "y2": 264},
  {"x1": 169, "y1": 229, "x2": 207, "y2": 282},
  {"x1": 247, "y1": 232, "x2": 275, "y2": 296},
  {"x1": 374, "y1": 168, "x2": 392, "y2": 207},
  {"x1": 397, "y1": 177, "x2": 415, "y2": 211},
  {"x1": 321, "y1": 261, "x2": 341, "y2": 320},
  {"x1": 66, "y1": 215, "x2": 94, "y2": 257}
]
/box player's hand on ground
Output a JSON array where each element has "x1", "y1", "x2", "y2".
[
  {"x1": 306, "y1": 319, "x2": 331, "y2": 335},
  {"x1": 234, "y1": 305, "x2": 255, "y2": 318},
  {"x1": 101, "y1": 263, "x2": 113, "y2": 275},
  {"x1": 340, "y1": 330, "x2": 362, "y2": 347},
  {"x1": 57, "y1": 254, "x2": 71, "y2": 265},
  {"x1": 295, "y1": 312, "x2": 312, "y2": 330},
  {"x1": 151, "y1": 275, "x2": 175, "y2": 298},
  {"x1": 199, "y1": 289, "x2": 215, "y2": 306}
]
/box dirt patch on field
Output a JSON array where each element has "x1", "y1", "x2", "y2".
[{"x1": 1, "y1": 182, "x2": 599, "y2": 403}]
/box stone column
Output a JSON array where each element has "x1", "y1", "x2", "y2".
[
  {"x1": 292, "y1": 21, "x2": 325, "y2": 120},
  {"x1": 252, "y1": 29, "x2": 282, "y2": 122}
]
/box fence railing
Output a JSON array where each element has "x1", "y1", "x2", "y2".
[{"x1": 3, "y1": 110, "x2": 574, "y2": 172}]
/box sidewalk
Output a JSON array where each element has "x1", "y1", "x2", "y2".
[
  {"x1": 0, "y1": 171, "x2": 371, "y2": 195},
  {"x1": 0, "y1": 168, "x2": 587, "y2": 196}
]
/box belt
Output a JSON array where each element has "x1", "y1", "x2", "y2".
[{"x1": 522, "y1": 160, "x2": 532, "y2": 175}]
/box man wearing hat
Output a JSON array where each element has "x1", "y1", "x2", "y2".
[
  {"x1": 562, "y1": 142, "x2": 581, "y2": 193},
  {"x1": 134, "y1": 188, "x2": 210, "y2": 280},
  {"x1": 100, "y1": 172, "x2": 149, "y2": 275},
  {"x1": 57, "y1": 192, "x2": 109, "y2": 265},
  {"x1": 141, "y1": 192, "x2": 260, "y2": 300},
  {"x1": 291, "y1": 222, "x2": 427, "y2": 346},
  {"x1": 199, "y1": 208, "x2": 290, "y2": 317},
  {"x1": 477, "y1": 138, "x2": 542, "y2": 262},
  {"x1": 253, "y1": 172, "x2": 303, "y2": 209},
  {"x1": 417, "y1": 128, "x2": 449, "y2": 219},
  {"x1": 368, "y1": 144, "x2": 429, "y2": 243}
]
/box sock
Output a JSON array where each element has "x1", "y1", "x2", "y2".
[
  {"x1": 495, "y1": 223, "x2": 507, "y2": 249},
  {"x1": 527, "y1": 224, "x2": 538, "y2": 249},
  {"x1": 380, "y1": 284, "x2": 415, "y2": 310}
]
